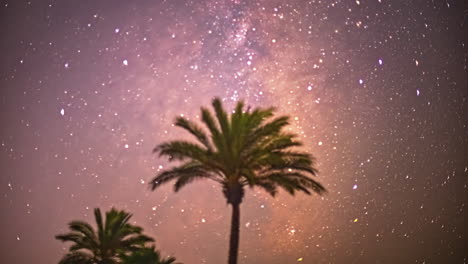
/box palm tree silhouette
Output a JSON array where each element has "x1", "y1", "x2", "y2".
[
  {"x1": 121, "y1": 245, "x2": 180, "y2": 264},
  {"x1": 150, "y1": 97, "x2": 326, "y2": 264},
  {"x1": 56, "y1": 208, "x2": 154, "y2": 264}
]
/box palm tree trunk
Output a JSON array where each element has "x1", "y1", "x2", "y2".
[{"x1": 228, "y1": 202, "x2": 241, "y2": 264}]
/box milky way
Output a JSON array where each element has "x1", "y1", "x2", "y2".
[{"x1": 0, "y1": 0, "x2": 466, "y2": 263}]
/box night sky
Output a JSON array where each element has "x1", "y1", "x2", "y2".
[{"x1": 1, "y1": 0, "x2": 467, "y2": 263}]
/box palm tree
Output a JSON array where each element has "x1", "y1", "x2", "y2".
[
  {"x1": 56, "y1": 208, "x2": 154, "y2": 264},
  {"x1": 150, "y1": 98, "x2": 326, "y2": 264},
  {"x1": 120, "y1": 245, "x2": 180, "y2": 264}
]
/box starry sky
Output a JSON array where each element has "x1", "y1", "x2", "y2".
[{"x1": 0, "y1": 0, "x2": 467, "y2": 263}]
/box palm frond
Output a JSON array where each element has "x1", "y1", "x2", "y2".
[
  {"x1": 68, "y1": 221, "x2": 97, "y2": 246},
  {"x1": 201, "y1": 107, "x2": 222, "y2": 145},
  {"x1": 150, "y1": 161, "x2": 221, "y2": 190},
  {"x1": 94, "y1": 208, "x2": 105, "y2": 245},
  {"x1": 154, "y1": 140, "x2": 209, "y2": 162},
  {"x1": 120, "y1": 245, "x2": 182, "y2": 264},
  {"x1": 263, "y1": 134, "x2": 303, "y2": 152},
  {"x1": 58, "y1": 251, "x2": 94, "y2": 264},
  {"x1": 56, "y1": 233, "x2": 93, "y2": 253},
  {"x1": 212, "y1": 98, "x2": 230, "y2": 137},
  {"x1": 117, "y1": 224, "x2": 143, "y2": 238},
  {"x1": 252, "y1": 150, "x2": 317, "y2": 176},
  {"x1": 243, "y1": 176, "x2": 278, "y2": 197},
  {"x1": 230, "y1": 101, "x2": 248, "y2": 159},
  {"x1": 244, "y1": 106, "x2": 275, "y2": 132},
  {"x1": 108, "y1": 209, "x2": 132, "y2": 245},
  {"x1": 69, "y1": 242, "x2": 94, "y2": 252},
  {"x1": 259, "y1": 172, "x2": 326, "y2": 195},
  {"x1": 174, "y1": 116, "x2": 212, "y2": 151},
  {"x1": 244, "y1": 116, "x2": 290, "y2": 149},
  {"x1": 55, "y1": 233, "x2": 83, "y2": 243},
  {"x1": 161, "y1": 256, "x2": 180, "y2": 264},
  {"x1": 230, "y1": 100, "x2": 245, "y2": 129},
  {"x1": 174, "y1": 173, "x2": 219, "y2": 192},
  {"x1": 121, "y1": 234, "x2": 155, "y2": 250}
]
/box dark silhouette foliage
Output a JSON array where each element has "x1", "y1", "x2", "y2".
[
  {"x1": 151, "y1": 98, "x2": 326, "y2": 264},
  {"x1": 56, "y1": 208, "x2": 154, "y2": 264}
]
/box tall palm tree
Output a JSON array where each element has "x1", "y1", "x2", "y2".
[
  {"x1": 56, "y1": 208, "x2": 154, "y2": 264},
  {"x1": 150, "y1": 98, "x2": 326, "y2": 264},
  {"x1": 120, "y1": 245, "x2": 180, "y2": 264}
]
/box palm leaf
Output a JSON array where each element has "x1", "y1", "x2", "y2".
[
  {"x1": 175, "y1": 116, "x2": 213, "y2": 151},
  {"x1": 94, "y1": 208, "x2": 105, "y2": 245},
  {"x1": 58, "y1": 251, "x2": 94, "y2": 264},
  {"x1": 154, "y1": 141, "x2": 209, "y2": 162},
  {"x1": 212, "y1": 98, "x2": 230, "y2": 137},
  {"x1": 150, "y1": 161, "x2": 221, "y2": 190},
  {"x1": 174, "y1": 173, "x2": 219, "y2": 192}
]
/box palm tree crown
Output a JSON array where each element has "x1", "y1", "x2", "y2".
[
  {"x1": 150, "y1": 97, "x2": 326, "y2": 264},
  {"x1": 120, "y1": 245, "x2": 180, "y2": 264},
  {"x1": 56, "y1": 208, "x2": 154, "y2": 264}
]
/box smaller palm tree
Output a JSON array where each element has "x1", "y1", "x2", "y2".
[
  {"x1": 56, "y1": 208, "x2": 154, "y2": 264},
  {"x1": 120, "y1": 245, "x2": 181, "y2": 264}
]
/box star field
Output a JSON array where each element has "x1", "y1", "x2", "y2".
[{"x1": 0, "y1": 0, "x2": 466, "y2": 263}]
